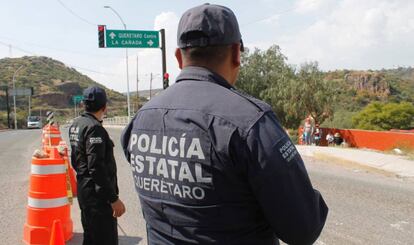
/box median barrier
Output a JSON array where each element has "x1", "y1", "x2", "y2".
[{"x1": 103, "y1": 116, "x2": 130, "y2": 126}]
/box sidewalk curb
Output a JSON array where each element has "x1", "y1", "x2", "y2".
[
  {"x1": 312, "y1": 152, "x2": 397, "y2": 178},
  {"x1": 297, "y1": 145, "x2": 414, "y2": 179}
]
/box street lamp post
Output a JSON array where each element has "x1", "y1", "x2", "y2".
[
  {"x1": 12, "y1": 65, "x2": 24, "y2": 130},
  {"x1": 104, "y1": 5, "x2": 131, "y2": 119}
]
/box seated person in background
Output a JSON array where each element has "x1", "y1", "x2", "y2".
[
  {"x1": 334, "y1": 132, "x2": 343, "y2": 146},
  {"x1": 326, "y1": 133, "x2": 334, "y2": 146}
]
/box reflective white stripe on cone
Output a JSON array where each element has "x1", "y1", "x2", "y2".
[
  {"x1": 28, "y1": 197, "x2": 69, "y2": 208},
  {"x1": 44, "y1": 134, "x2": 61, "y2": 138},
  {"x1": 31, "y1": 164, "x2": 67, "y2": 175}
]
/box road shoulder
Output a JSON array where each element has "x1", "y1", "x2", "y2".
[{"x1": 297, "y1": 145, "x2": 414, "y2": 179}]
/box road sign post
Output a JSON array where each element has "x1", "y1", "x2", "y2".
[
  {"x1": 160, "y1": 29, "x2": 167, "y2": 88},
  {"x1": 72, "y1": 95, "x2": 83, "y2": 117}
]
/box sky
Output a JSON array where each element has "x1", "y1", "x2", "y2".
[{"x1": 0, "y1": 0, "x2": 413, "y2": 93}]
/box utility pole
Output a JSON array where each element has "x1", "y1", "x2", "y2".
[
  {"x1": 5, "y1": 87, "x2": 10, "y2": 128},
  {"x1": 9, "y1": 44, "x2": 12, "y2": 57},
  {"x1": 12, "y1": 65, "x2": 24, "y2": 129},
  {"x1": 28, "y1": 95, "x2": 31, "y2": 117},
  {"x1": 104, "y1": 6, "x2": 131, "y2": 119}
]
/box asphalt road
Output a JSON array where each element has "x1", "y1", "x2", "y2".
[{"x1": 1, "y1": 128, "x2": 413, "y2": 245}]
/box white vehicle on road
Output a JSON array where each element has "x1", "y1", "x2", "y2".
[{"x1": 27, "y1": 116, "x2": 42, "y2": 129}]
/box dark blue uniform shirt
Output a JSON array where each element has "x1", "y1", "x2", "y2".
[{"x1": 121, "y1": 66, "x2": 328, "y2": 245}]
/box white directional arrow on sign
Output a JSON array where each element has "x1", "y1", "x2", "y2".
[
  {"x1": 147, "y1": 40, "x2": 154, "y2": 46},
  {"x1": 109, "y1": 32, "x2": 116, "y2": 39}
]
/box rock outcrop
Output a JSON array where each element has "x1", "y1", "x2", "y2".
[{"x1": 344, "y1": 71, "x2": 391, "y2": 97}]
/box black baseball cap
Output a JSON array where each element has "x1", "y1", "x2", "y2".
[
  {"x1": 177, "y1": 3, "x2": 244, "y2": 51},
  {"x1": 83, "y1": 86, "x2": 107, "y2": 110}
]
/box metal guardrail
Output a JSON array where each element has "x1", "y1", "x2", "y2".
[{"x1": 103, "y1": 116, "x2": 130, "y2": 126}]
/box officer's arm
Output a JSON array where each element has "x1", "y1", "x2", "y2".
[
  {"x1": 85, "y1": 125, "x2": 118, "y2": 203},
  {"x1": 244, "y1": 112, "x2": 328, "y2": 245}
]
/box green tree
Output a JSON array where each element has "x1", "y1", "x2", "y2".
[
  {"x1": 352, "y1": 102, "x2": 414, "y2": 130},
  {"x1": 237, "y1": 48, "x2": 335, "y2": 128},
  {"x1": 292, "y1": 62, "x2": 336, "y2": 125},
  {"x1": 321, "y1": 109, "x2": 357, "y2": 129},
  {"x1": 237, "y1": 45, "x2": 301, "y2": 128}
]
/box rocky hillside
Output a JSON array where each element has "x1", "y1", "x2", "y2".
[
  {"x1": 325, "y1": 68, "x2": 414, "y2": 102},
  {"x1": 0, "y1": 56, "x2": 127, "y2": 128},
  {"x1": 344, "y1": 71, "x2": 391, "y2": 97},
  {"x1": 0, "y1": 56, "x2": 125, "y2": 108},
  {"x1": 321, "y1": 67, "x2": 414, "y2": 129}
]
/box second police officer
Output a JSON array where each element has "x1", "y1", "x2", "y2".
[
  {"x1": 69, "y1": 86, "x2": 125, "y2": 245},
  {"x1": 121, "y1": 3, "x2": 328, "y2": 245}
]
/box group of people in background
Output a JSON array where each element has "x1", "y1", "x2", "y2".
[
  {"x1": 301, "y1": 116, "x2": 344, "y2": 146},
  {"x1": 302, "y1": 117, "x2": 322, "y2": 145}
]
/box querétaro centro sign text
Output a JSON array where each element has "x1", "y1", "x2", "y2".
[{"x1": 105, "y1": 29, "x2": 160, "y2": 48}]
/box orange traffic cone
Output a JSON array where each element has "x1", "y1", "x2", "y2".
[
  {"x1": 68, "y1": 166, "x2": 77, "y2": 198},
  {"x1": 23, "y1": 148, "x2": 73, "y2": 244},
  {"x1": 57, "y1": 141, "x2": 77, "y2": 199},
  {"x1": 42, "y1": 125, "x2": 62, "y2": 149},
  {"x1": 49, "y1": 220, "x2": 65, "y2": 245}
]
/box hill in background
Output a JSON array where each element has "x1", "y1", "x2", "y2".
[
  {"x1": 321, "y1": 67, "x2": 414, "y2": 129},
  {"x1": 0, "y1": 56, "x2": 127, "y2": 128}
]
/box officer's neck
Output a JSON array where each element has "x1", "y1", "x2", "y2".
[
  {"x1": 184, "y1": 63, "x2": 236, "y2": 86},
  {"x1": 88, "y1": 110, "x2": 104, "y2": 122}
]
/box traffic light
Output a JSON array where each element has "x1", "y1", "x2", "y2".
[
  {"x1": 163, "y1": 73, "x2": 169, "y2": 89},
  {"x1": 98, "y1": 25, "x2": 106, "y2": 48}
]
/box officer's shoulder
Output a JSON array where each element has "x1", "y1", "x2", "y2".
[
  {"x1": 143, "y1": 81, "x2": 273, "y2": 132},
  {"x1": 72, "y1": 114, "x2": 101, "y2": 128},
  {"x1": 231, "y1": 88, "x2": 273, "y2": 113}
]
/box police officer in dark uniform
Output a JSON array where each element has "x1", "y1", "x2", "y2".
[
  {"x1": 69, "y1": 86, "x2": 125, "y2": 245},
  {"x1": 121, "y1": 4, "x2": 328, "y2": 245}
]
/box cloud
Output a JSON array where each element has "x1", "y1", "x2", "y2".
[
  {"x1": 260, "y1": 14, "x2": 280, "y2": 25},
  {"x1": 281, "y1": 0, "x2": 414, "y2": 70},
  {"x1": 294, "y1": 0, "x2": 329, "y2": 13}
]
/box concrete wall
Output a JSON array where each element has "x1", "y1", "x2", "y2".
[{"x1": 299, "y1": 127, "x2": 414, "y2": 151}]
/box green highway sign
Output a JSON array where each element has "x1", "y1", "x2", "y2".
[
  {"x1": 105, "y1": 29, "x2": 160, "y2": 48},
  {"x1": 72, "y1": 95, "x2": 83, "y2": 104}
]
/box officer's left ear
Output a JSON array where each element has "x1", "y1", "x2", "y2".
[
  {"x1": 175, "y1": 48, "x2": 183, "y2": 69},
  {"x1": 231, "y1": 44, "x2": 241, "y2": 68},
  {"x1": 102, "y1": 104, "x2": 108, "y2": 114}
]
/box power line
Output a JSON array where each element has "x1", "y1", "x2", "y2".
[
  {"x1": 0, "y1": 40, "x2": 116, "y2": 76},
  {"x1": 56, "y1": 0, "x2": 96, "y2": 26},
  {"x1": 241, "y1": 0, "x2": 318, "y2": 27},
  {"x1": 0, "y1": 35, "x2": 123, "y2": 59},
  {"x1": 69, "y1": 65, "x2": 116, "y2": 76},
  {"x1": 0, "y1": 40, "x2": 36, "y2": 56},
  {"x1": 242, "y1": 7, "x2": 296, "y2": 27}
]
